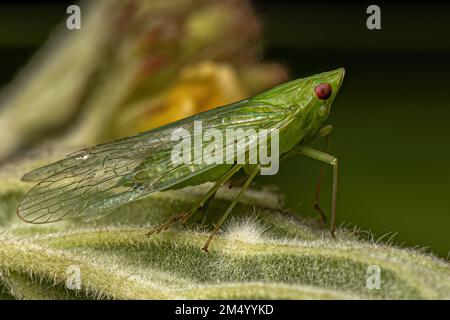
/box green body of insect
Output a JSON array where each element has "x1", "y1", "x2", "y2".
[{"x1": 17, "y1": 68, "x2": 345, "y2": 251}]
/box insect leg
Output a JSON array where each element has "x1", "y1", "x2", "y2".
[
  {"x1": 179, "y1": 164, "x2": 244, "y2": 224},
  {"x1": 314, "y1": 126, "x2": 333, "y2": 227},
  {"x1": 298, "y1": 146, "x2": 338, "y2": 238},
  {"x1": 202, "y1": 165, "x2": 260, "y2": 252},
  {"x1": 146, "y1": 164, "x2": 243, "y2": 236}
]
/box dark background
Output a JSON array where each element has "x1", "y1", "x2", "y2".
[{"x1": 0, "y1": 1, "x2": 449, "y2": 258}]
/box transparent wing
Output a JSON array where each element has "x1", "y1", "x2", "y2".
[{"x1": 17, "y1": 100, "x2": 291, "y2": 224}]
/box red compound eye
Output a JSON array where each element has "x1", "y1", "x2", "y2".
[{"x1": 314, "y1": 83, "x2": 332, "y2": 100}]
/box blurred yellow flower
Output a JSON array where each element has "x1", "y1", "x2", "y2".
[{"x1": 131, "y1": 61, "x2": 247, "y2": 133}]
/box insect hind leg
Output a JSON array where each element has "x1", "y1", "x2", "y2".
[{"x1": 146, "y1": 164, "x2": 243, "y2": 237}]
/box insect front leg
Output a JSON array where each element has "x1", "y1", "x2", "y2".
[
  {"x1": 146, "y1": 164, "x2": 243, "y2": 236},
  {"x1": 202, "y1": 165, "x2": 260, "y2": 252},
  {"x1": 314, "y1": 125, "x2": 333, "y2": 227},
  {"x1": 298, "y1": 145, "x2": 338, "y2": 238}
]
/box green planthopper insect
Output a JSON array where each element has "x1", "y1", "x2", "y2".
[{"x1": 17, "y1": 68, "x2": 345, "y2": 251}]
